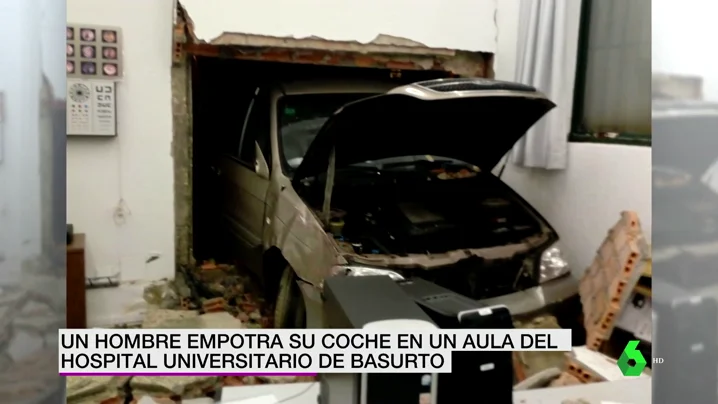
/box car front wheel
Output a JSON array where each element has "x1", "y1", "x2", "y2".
[{"x1": 273, "y1": 265, "x2": 306, "y2": 329}]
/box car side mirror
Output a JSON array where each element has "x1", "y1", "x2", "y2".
[{"x1": 254, "y1": 142, "x2": 270, "y2": 180}]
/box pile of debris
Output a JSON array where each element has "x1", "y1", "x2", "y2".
[
  {"x1": 184, "y1": 261, "x2": 274, "y2": 328},
  {"x1": 66, "y1": 377, "x2": 129, "y2": 403},
  {"x1": 552, "y1": 211, "x2": 651, "y2": 388},
  {"x1": 66, "y1": 372, "x2": 316, "y2": 404},
  {"x1": 512, "y1": 315, "x2": 566, "y2": 382},
  {"x1": 511, "y1": 211, "x2": 652, "y2": 390},
  {"x1": 0, "y1": 274, "x2": 65, "y2": 402},
  {"x1": 67, "y1": 261, "x2": 314, "y2": 403},
  {"x1": 139, "y1": 261, "x2": 273, "y2": 326}
]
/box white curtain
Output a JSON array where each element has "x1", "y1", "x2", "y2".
[{"x1": 510, "y1": 0, "x2": 582, "y2": 170}]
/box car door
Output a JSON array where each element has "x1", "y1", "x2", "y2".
[{"x1": 217, "y1": 87, "x2": 272, "y2": 272}]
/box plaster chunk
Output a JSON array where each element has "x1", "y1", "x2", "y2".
[
  {"x1": 141, "y1": 309, "x2": 199, "y2": 328},
  {"x1": 44, "y1": 330, "x2": 58, "y2": 347},
  {"x1": 8, "y1": 330, "x2": 43, "y2": 363},
  {"x1": 0, "y1": 348, "x2": 59, "y2": 401},
  {"x1": 13, "y1": 313, "x2": 61, "y2": 333},
  {"x1": 19, "y1": 300, "x2": 54, "y2": 316},
  {"x1": 130, "y1": 375, "x2": 219, "y2": 399},
  {"x1": 66, "y1": 376, "x2": 129, "y2": 404},
  {"x1": 152, "y1": 311, "x2": 244, "y2": 329}
]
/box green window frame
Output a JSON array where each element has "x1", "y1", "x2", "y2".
[{"x1": 569, "y1": 0, "x2": 651, "y2": 147}]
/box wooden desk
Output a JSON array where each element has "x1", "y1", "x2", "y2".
[{"x1": 66, "y1": 233, "x2": 87, "y2": 328}]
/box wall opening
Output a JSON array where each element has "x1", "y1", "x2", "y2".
[{"x1": 188, "y1": 56, "x2": 448, "y2": 263}]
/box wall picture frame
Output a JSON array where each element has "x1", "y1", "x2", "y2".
[{"x1": 67, "y1": 23, "x2": 123, "y2": 80}]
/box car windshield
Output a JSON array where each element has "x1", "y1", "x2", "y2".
[
  {"x1": 277, "y1": 92, "x2": 474, "y2": 175},
  {"x1": 278, "y1": 93, "x2": 375, "y2": 171}
]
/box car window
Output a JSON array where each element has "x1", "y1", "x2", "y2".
[
  {"x1": 239, "y1": 88, "x2": 270, "y2": 167},
  {"x1": 277, "y1": 93, "x2": 377, "y2": 172}
]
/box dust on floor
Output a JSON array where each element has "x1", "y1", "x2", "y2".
[
  {"x1": 0, "y1": 271, "x2": 64, "y2": 402},
  {"x1": 67, "y1": 261, "x2": 314, "y2": 404}
]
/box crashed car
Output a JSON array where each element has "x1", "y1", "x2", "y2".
[{"x1": 215, "y1": 77, "x2": 580, "y2": 330}]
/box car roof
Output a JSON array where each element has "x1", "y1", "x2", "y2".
[{"x1": 276, "y1": 80, "x2": 399, "y2": 96}]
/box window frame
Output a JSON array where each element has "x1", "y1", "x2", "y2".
[
  {"x1": 237, "y1": 96, "x2": 257, "y2": 163},
  {"x1": 236, "y1": 87, "x2": 271, "y2": 171},
  {"x1": 569, "y1": 0, "x2": 652, "y2": 147}
]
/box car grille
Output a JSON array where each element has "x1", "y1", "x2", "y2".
[{"x1": 412, "y1": 256, "x2": 532, "y2": 300}]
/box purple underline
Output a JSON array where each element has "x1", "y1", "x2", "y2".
[{"x1": 60, "y1": 372, "x2": 317, "y2": 377}]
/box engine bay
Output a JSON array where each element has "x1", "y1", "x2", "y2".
[{"x1": 300, "y1": 163, "x2": 544, "y2": 257}]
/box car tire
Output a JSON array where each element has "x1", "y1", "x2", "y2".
[{"x1": 274, "y1": 265, "x2": 306, "y2": 329}]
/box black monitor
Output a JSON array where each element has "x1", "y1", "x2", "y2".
[
  {"x1": 399, "y1": 278, "x2": 514, "y2": 404},
  {"x1": 321, "y1": 275, "x2": 439, "y2": 404}
]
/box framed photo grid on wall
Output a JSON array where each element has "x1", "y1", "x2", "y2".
[{"x1": 66, "y1": 23, "x2": 123, "y2": 80}]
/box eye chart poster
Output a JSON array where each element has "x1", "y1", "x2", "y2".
[{"x1": 67, "y1": 79, "x2": 117, "y2": 136}]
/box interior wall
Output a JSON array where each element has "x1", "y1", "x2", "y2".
[
  {"x1": 66, "y1": 0, "x2": 175, "y2": 326},
  {"x1": 179, "y1": 0, "x2": 497, "y2": 53},
  {"x1": 67, "y1": 0, "x2": 501, "y2": 326},
  {"x1": 500, "y1": 145, "x2": 651, "y2": 276},
  {"x1": 0, "y1": 0, "x2": 42, "y2": 282},
  {"x1": 494, "y1": 0, "x2": 652, "y2": 276}
]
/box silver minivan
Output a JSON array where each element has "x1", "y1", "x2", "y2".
[{"x1": 214, "y1": 78, "x2": 580, "y2": 330}]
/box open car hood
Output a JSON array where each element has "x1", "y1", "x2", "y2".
[{"x1": 293, "y1": 78, "x2": 556, "y2": 181}]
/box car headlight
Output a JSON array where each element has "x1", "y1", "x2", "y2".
[
  {"x1": 333, "y1": 265, "x2": 405, "y2": 281},
  {"x1": 539, "y1": 245, "x2": 570, "y2": 283}
]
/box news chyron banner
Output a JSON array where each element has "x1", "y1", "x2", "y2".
[{"x1": 59, "y1": 329, "x2": 571, "y2": 375}]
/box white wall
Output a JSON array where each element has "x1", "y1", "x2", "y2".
[
  {"x1": 494, "y1": 0, "x2": 520, "y2": 82},
  {"x1": 654, "y1": 0, "x2": 718, "y2": 101},
  {"x1": 179, "y1": 0, "x2": 497, "y2": 52},
  {"x1": 67, "y1": 0, "x2": 175, "y2": 325},
  {"x1": 501, "y1": 145, "x2": 651, "y2": 275},
  {"x1": 495, "y1": 1, "x2": 652, "y2": 275},
  {"x1": 0, "y1": 0, "x2": 42, "y2": 282}
]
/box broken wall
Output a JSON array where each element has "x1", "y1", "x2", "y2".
[
  {"x1": 67, "y1": 0, "x2": 502, "y2": 326},
  {"x1": 178, "y1": 0, "x2": 497, "y2": 53}
]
